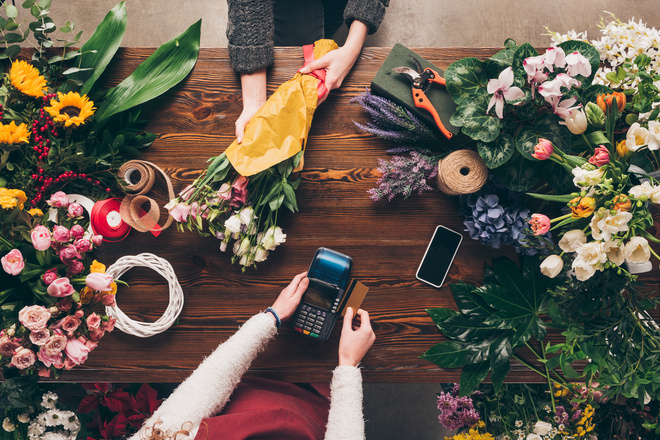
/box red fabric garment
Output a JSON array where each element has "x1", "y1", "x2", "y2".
[{"x1": 194, "y1": 377, "x2": 330, "y2": 440}]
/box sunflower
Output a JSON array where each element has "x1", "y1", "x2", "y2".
[
  {"x1": 0, "y1": 121, "x2": 30, "y2": 145},
  {"x1": 9, "y1": 60, "x2": 47, "y2": 98},
  {"x1": 44, "y1": 92, "x2": 96, "y2": 128}
]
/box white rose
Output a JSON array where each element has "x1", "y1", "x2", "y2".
[
  {"x1": 572, "y1": 166, "x2": 604, "y2": 188},
  {"x1": 2, "y1": 417, "x2": 15, "y2": 432},
  {"x1": 648, "y1": 120, "x2": 660, "y2": 150},
  {"x1": 626, "y1": 122, "x2": 651, "y2": 152},
  {"x1": 591, "y1": 210, "x2": 632, "y2": 241},
  {"x1": 254, "y1": 247, "x2": 269, "y2": 262},
  {"x1": 603, "y1": 240, "x2": 625, "y2": 266},
  {"x1": 237, "y1": 237, "x2": 251, "y2": 256},
  {"x1": 559, "y1": 229, "x2": 587, "y2": 252},
  {"x1": 533, "y1": 421, "x2": 553, "y2": 436},
  {"x1": 238, "y1": 206, "x2": 255, "y2": 225},
  {"x1": 540, "y1": 255, "x2": 563, "y2": 278},
  {"x1": 572, "y1": 256, "x2": 597, "y2": 281},
  {"x1": 576, "y1": 241, "x2": 606, "y2": 267},
  {"x1": 526, "y1": 434, "x2": 542, "y2": 440},
  {"x1": 224, "y1": 214, "x2": 242, "y2": 234},
  {"x1": 625, "y1": 236, "x2": 650, "y2": 264}
]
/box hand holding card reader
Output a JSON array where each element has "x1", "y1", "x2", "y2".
[{"x1": 293, "y1": 248, "x2": 353, "y2": 341}]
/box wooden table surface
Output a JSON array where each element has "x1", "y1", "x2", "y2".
[{"x1": 53, "y1": 46, "x2": 658, "y2": 384}]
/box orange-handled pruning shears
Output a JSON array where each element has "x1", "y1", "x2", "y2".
[{"x1": 392, "y1": 55, "x2": 453, "y2": 140}]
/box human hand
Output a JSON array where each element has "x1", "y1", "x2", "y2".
[
  {"x1": 338, "y1": 307, "x2": 375, "y2": 367},
  {"x1": 270, "y1": 272, "x2": 309, "y2": 322},
  {"x1": 235, "y1": 103, "x2": 262, "y2": 143},
  {"x1": 236, "y1": 68, "x2": 267, "y2": 143}
]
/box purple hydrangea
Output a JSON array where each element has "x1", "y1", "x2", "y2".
[{"x1": 368, "y1": 150, "x2": 438, "y2": 201}]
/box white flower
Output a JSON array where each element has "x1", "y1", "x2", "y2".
[
  {"x1": 572, "y1": 256, "x2": 597, "y2": 281},
  {"x1": 223, "y1": 214, "x2": 242, "y2": 234},
  {"x1": 540, "y1": 255, "x2": 563, "y2": 278},
  {"x1": 559, "y1": 229, "x2": 587, "y2": 252},
  {"x1": 603, "y1": 240, "x2": 626, "y2": 266},
  {"x1": 626, "y1": 122, "x2": 651, "y2": 152},
  {"x1": 261, "y1": 226, "x2": 286, "y2": 250},
  {"x1": 590, "y1": 210, "x2": 632, "y2": 241},
  {"x1": 238, "y1": 206, "x2": 255, "y2": 225},
  {"x1": 59, "y1": 411, "x2": 80, "y2": 432},
  {"x1": 625, "y1": 236, "x2": 651, "y2": 264},
  {"x1": 629, "y1": 181, "x2": 660, "y2": 203},
  {"x1": 515, "y1": 420, "x2": 523, "y2": 427},
  {"x1": 534, "y1": 420, "x2": 553, "y2": 436},
  {"x1": 571, "y1": 166, "x2": 604, "y2": 188},
  {"x1": 526, "y1": 434, "x2": 542, "y2": 440},
  {"x1": 487, "y1": 67, "x2": 525, "y2": 118},
  {"x1": 17, "y1": 414, "x2": 30, "y2": 424},
  {"x1": 42, "y1": 433, "x2": 68, "y2": 440},
  {"x1": 576, "y1": 241, "x2": 607, "y2": 267},
  {"x1": 647, "y1": 120, "x2": 660, "y2": 150},
  {"x1": 219, "y1": 241, "x2": 228, "y2": 252},
  {"x1": 2, "y1": 417, "x2": 15, "y2": 432},
  {"x1": 239, "y1": 254, "x2": 254, "y2": 267},
  {"x1": 42, "y1": 391, "x2": 58, "y2": 409},
  {"x1": 27, "y1": 420, "x2": 46, "y2": 438},
  {"x1": 254, "y1": 246, "x2": 269, "y2": 262},
  {"x1": 563, "y1": 108, "x2": 587, "y2": 133},
  {"x1": 543, "y1": 405, "x2": 552, "y2": 413},
  {"x1": 233, "y1": 237, "x2": 251, "y2": 256}
]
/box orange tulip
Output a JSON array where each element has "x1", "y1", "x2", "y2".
[
  {"x1": 570, "y1": 196, "x2": 597, "y2": 218},
  {"x1": 596, "y1": 92, "x2": 626, "y2": 113}
]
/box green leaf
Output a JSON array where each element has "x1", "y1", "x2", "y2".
[
  {"x1": 94, "y1": 19, "x2": 201, "y2": 125},
  {"x1": 22, "y1": 0, "x2": 35, "y2": 7},
  {"x1": 581, "y1": 84, "x2": 613, "y2": 104},
  {"x1": 450, "y1": 282, "x2": 494, "y2": 319},
  {"x1": 512, "y1": 43, "x2": 539, "y2": 78},
  {"x1": 5, "y1": 5, "x2": 18, "y2": 19},
  {"x1": 420, "y1": 341, "x2": 470, "y2": 368},
  {"x1": 426, "y1": 307, "x2": 460, "y2": 328},
  {"x1": 489, "y1": 47, "x2": 516, "y2": 68},
  {"x1": 490, "y1": 361, "x2": 510, "y2": 392},
  {"x1": 450, "y1": 94, "x2": 502, "y2": 142},
  {"x1": 515, "y1": 125, "x2": 538, "y2": 160},
  {"x1": 493, "y1": 153, "x2": 541, "y2": 191},
  {"x1": 440, "y1": 314, "x2": 503, "y2": 342},
  {"x1": 534, "y1": 113, "x2": 572, "y2": 151},
  {"x1": 478, "y1": 133, "x2": 515, "y2": 169},
  {"x1": 282, "y1": 181, "x2": 298, "y2": 212},
  {"x1": 4, "y1": 45, "x2": 20, "y2": 59},
  {"x1": 4, "y1": 32, "x2": 24, "y2": 43},
  {"x1": 445, "y1": 58, "x2": 489, "y2": 104},
  {"x1": 459, "y1": 361, "x2": 490, "y2": 396},
  {"x1": 489, "y1": 335, "x2": 513, "y2": 368},
  {"x1": 268, "y1": 193, "x2": 284, "y2": 211}
]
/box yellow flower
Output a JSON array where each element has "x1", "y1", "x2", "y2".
[
  {"x1": 616, "y1": 140, "x2": 628, "y2": 158},
  {"x1": 0, "y1": 188, "x2": 27, "y2": 210},
  {"x1": 79, "y1": 287, "x2": 94, "y2": 305},
  {"x1": 0, "y1": 121, "x2": 30, "y2": 145},
  {"x1": 109, "y1": 282, "x2": 117, "y2": 295},
  {"x1": 10, "y1": 60, "x2": 47, "y2": 98},
  {"x1": 89, "y1": 260, "x2": 106, "y2": 274},
  {"x1": 44, "y1": 92, "x2": 95, "y2": 128},
  {"x1": 27, "y1": 208, "x2": 43, "y2": 217},
  {"x1": 570, "y1": 197, "x2": 597, "y2": 219}
]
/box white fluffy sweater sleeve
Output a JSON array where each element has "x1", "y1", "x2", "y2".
[{"x1": 127, "y1": 312, "x2": 365, "y2": 440}]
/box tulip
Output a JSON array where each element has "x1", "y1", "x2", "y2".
[
  {"x1": 85, "y1": 273, "x2": 114, "y2": 292},
  {"x1": 532, "y1": 138, "x2": 554, "y2": 160},
  {"x1": 1, "y1": 249, "x2": 24, "y2": 275},
  {"x1": 570, "y1": 196, "x2": 597, "y2": 218},
  {"x1": 540, "y1": 255, "x2": 563, "y2": 278},
  {"x1": 564, "y1": 108, "x2": 588, "y2": 134},
  {"x1": 585, "y1": 102, "x2": 606, "y2": 128},
  {"x1": 596, "y1": 91, "x2": 626, "y2": 113},
  {"x1": 529, "y1": 214, "x2": 551, "y2": 235},
  {"x1": 616, "y1": 140, "x2": 628, "y2": 158},
  {"x1": 612, "y1": 194, "x2": 631, "y2": 211},
  {"x1": 588, "y1": 145, "x2": 610, "y2": 167}
]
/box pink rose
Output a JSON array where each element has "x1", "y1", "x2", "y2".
[
  {"x1": 179, "y1": 184, "x2": 195, "y2": 201},
  {"x1": 63, "y1": 356, "x2": 77, "y2": 370},
  {"x1": 38, "y1": 367, "x2": 51, "y2": 377},
  {"x1": 18, "y1": 305, "x2": 51, "y2": 331},
  {"x1": 217, "y1": 183, "x2": 232, "y2": 201},
  {"x1": 1, "y1": 249, "x2": 24, "y2": 275},
  {"x1": 85, "y1": 272, "x2": 113, "y2": 292},
  {"x1": 29, "y1": 329, "x2": 51, "y2": 346},
  {"x1": 64, "y1": 338, "x2": 90, "y2": 365},
  {"x1": 169, "y1": 203, "x2": 191, "y2": 222},
  {"x1": 232, "y1": 175, "x2": 249, "y2": 192},
  {"x1": 89, "y1": 327, "x2": 105, "y2": 341},
  {"x1": 48, "y1": 191, "x2": 69, "y2": 208},
  {"x1": 84, "y1": 339, "x2": 98, "y2": 351},
  {"x1": 0, "y1": 336, "x2": 17, "y2": 356},
  {"x1": 42, "y1": 332, "x2": 67, "y2": 356},
  {"x1": 43, "y1": 269, "x2": 58, "y2": 285},
  {"x1": 38, "y1": 347, "x2": 63, "y2": 368},
  {"x1": 67, "y1": 202, "x2": 83, "y2": 218},
  {"x1": 74, "y1": 309, "x2": 84, "y2": 319},
  {"x1": 31, "y1": 225, "x2": 52, "y2": 251},
  {"x1": 102, "y1": 317, "x2": 116, "y2": 332},
  {"x1": 532, "y1": 138, "x2": 554, "y2": 160},
  {"x1": 230, "y1": 176, "x2": 249, "y2": 207},
  {"x1": 74, "y1": 238, "x2": 92, "y2": 253},
  {"x1": 60, "y1": 315, "x2": 81, "y2": 334},
  {"x1": 12, "y1": 347, "x2": 36, "y2": 370},
  {"x1": 56, "y1": 298, "x2": 72, "y2": 312},
  {"x1": 70, "y1": 224, "x2": 85, "y2": 239},
  {"x1": 91, "y1": 234, "x2": 103, "y2": 246},
  {"x1": 101, "y1": 294, "x2": 116, "y2": 307},
  {"x1": 46, "y1": 277, "x2": 75, "y2": 297},
  {"x1": 529, "y1": 213, "x2": 551, "y2": 235},
  {"x1": 52, "y1": 225, "x2": 71, "y2": 243},
  {"x1": 68, "y1": 260, "x2": 84, "y2": 275},
  {"x1": 59, "y1": 244, "x2": 78, "y2": 261},
  {"x1": 588, "y1": 145, "x2": 610, "y2": 167},
  {"x1": 86, "y1": 313, "x2": 101, "y2": 330}
]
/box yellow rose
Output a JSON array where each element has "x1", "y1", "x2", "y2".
[
  {"x1": 0, "y1": 188, "x2": 27, "y2": 210},
  {"x1": 616, "y1": 140, "x2": 628, "y2": 158},
  {"x1": 79, "y1": 287, "x2": 94, "y2": 305},
  {"x1": 89, "y1": 260, "x2": 106, "y2": 274},
  {"x1": 27, "y1": 208, "x2": 43, "y2": 217},
  {"x1": 570, "y1": 197, "x2": 597, "y2": 218}
]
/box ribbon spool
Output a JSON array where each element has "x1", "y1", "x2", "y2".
[
  {"x1": 91, "y1": 198, "x2": 131, "y2": 242},
  {"x1": 436, "y1": 150, "x2": 489, "y2": 196},
  {"x1": 117, "y1": 160, "x2": 175, "y2": 234}
]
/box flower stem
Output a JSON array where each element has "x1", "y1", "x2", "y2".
[
  {"x1": 550, "y1": 213, "x2": 572, "y2": 224},
  {"x1": 581, "y1": 133, "x2": 595, "y2": 152}
]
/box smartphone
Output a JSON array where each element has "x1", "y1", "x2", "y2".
[{"x1": 416, "y1": 225, "x2": 463, "y2": 288}]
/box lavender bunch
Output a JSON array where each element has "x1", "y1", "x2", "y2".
[
  {"x1": 351, "y1": 88, "x2": 443, "y2": 149},
  {"x1": 368, "y1": 149, "x2": 438, "y2": 201}
]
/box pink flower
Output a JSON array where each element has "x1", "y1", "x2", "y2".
[
  {"x1": 67, "y1": 202, "x2": 83, "y2": 218},
  {"x1": 30, "y1": 225, "x2": 52, "y2": 251},
  {"x1": 89, "y1": 327, "x2": 106, "y2": 341},
  {"x1": 102, "y1": 317, "x2": 116, "y2": 332},
  {"x1": 46, "y1": 277, "x2": 76, "y2": 297},
  {"x1": 101, "y1": 294, "x2": 116, "y2": 307},
  {"x1": 18, "y1": 305, "x2": 51, "y2": 331},
  {"x1": 74, "y1": 309, "x2": 84, "y2": 319},
  {"x1": 179, "y1": 184, "x2": 195, "y2": 201},
  {"x1": 544, "y1": 45, "x2": 566, "y2": 70},
  {"x1": 486, "y1": 67, "x2": 524, "y2": 119},
  {"x1": 91, "y1": 234, "x2": 103, "y2": 246},
  {"x1": 0, "y1": 336, "x2": 17, "y2": 356},
  {"x1": 52, "y1": 225, "x2": 71, "y2": 243},
  {"x1": 56, "y1": 298, "x2": 72, "y2": 312},
  {"x1": 588, "y1": 145, "x2": 610, "y2": 167},
  {"x1": 12, "y1": 347, "x2": 36, "y2": 370},
  {"x1": 74, "y1": 238, "x2": 92, "y2": 253},
  {"x1": 85, "y1": 272, "x2": 113, "y2": 292},
  {"x1": 29, "y1": 329, "x2": 51, "y2": 346},
  {"x1": 42, "y1": 332, "x2": 67, "y2": 356},
  {"x1": 1, "y1": 249, "x2": 24, "y2": 275},
  {"x1": 38, "y1": 367, "x2": 51, "y2": 377},
  {"x1": 59, "y1": 244, "x2": 79, "y2": 261},
  {"x1": 48, "y1": 191, "x2": 69, "y2": 208},
  {"x1": 84, "y1": 339, "x2": 98, "y2": 351},
  {"x1": 529, "y1": 214, "x2": 551, "y2": 235},
  {"x1": 231, "y1": 176, "x2": 250, "y2": 207},
  {"x1": 38, "y1": 347, "x2": 63, "y2": 368},
  {"x1": 64, "y1": 338, "x2": 90, "y2": 365},
  {"x1": 169, "y1": 203, "x2": 191, "y2": 222},
  {"x1": 86, "y1": 313, "x2": 101, "y2": 330},
  {"x1": 70, "y1": 224, "x2": 85, "y2": 239},
  {"x1": 532, "y1": 138, "x2": 554, "y2": 160},
  {"x1": 538, "y1": 75, "x2": 581, "y2": 102},
  {"x1": 232, "y1": 175, "x2": 249, "y2": 192},
  {"x1": 217, "y1": 183, "x2": 232, "y2": 201},
  {"x1": 43, "y1": 269, "x2": 58, "y2": 285},
  {"x1": 523, "y1": 54, "x2": 549, "y2": 83},
  {"x1": 68, "y1": 260, "x2": 84, "y2": 275},
  {"x1": 550, "y1": 97, "x2": 580, "y2": 119},
  {"x1": 59, "y1": 315, "x2": 81, "y2": 334},
  {"x1": 565, "y1": 51, "x2": 592, "y2": 77}
]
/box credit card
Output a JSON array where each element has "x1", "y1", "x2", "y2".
[{"x1": 340, "y1": 279, "x2": 369, "y2": 316}]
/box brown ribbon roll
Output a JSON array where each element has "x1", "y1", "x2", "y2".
[
  {"x1": 436, "y1": 150, "x2": 489, "y2": 196},
  {"x1": 117, "y1": 160, "x2": 175, "y2": 233}
]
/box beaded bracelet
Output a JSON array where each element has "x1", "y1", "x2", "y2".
[{"x1": 265, "y1": 307, "x2": 281, "y2": 328}]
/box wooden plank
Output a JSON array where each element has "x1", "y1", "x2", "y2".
[{"x1": 29, "y1": 47, "x2": 659, "y2": 384}]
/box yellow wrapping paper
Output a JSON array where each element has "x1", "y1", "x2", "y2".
[{"x1": 225, "y1": 39, "x2": 339, "y2": 176}]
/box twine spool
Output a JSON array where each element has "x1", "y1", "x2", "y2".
[
  {"x1": 117, "y1": 160, "x2": 175, "y2": 233},
  {"x1": 436, "y1": 150, "x2": 488, "y2": 195}
]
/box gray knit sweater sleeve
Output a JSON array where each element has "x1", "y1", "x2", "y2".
[
  {"x1": 226, "y1": 0, "x2": 274, "y2": 73},
  {"x1": 344, "y1": 0, "x2": 389, "y2": 34}
]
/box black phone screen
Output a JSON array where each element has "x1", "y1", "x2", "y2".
[
  {"x1": 416, "y1": 226, "x2": 463, "y2": 288},
  {"x1": 304, "y1": 280, "x2": 338, "y2": 311}
]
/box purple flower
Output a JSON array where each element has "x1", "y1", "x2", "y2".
[
  {"x1": 368, "y1": 150, "x2": 438, "y2": 201},
  {"x1": 436, "y1": 391, "x2": 480, "y2": 430}
]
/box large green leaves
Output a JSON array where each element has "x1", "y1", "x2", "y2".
[
  {"x1": 445, "y1": 58, "x2": 489, "y2": 105},
  {"x1": 62, "y1": 1, "x2": 127, "y2": 94},
  {"x1": 94, "y1": 19, "x2": 202, "y2": 125},
  {"x1": 478, "y1": 133, "x2": 515, "y2": 169},
  {"x1": 449, "y1": 94, "x2": 502, "y2": 142}
]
